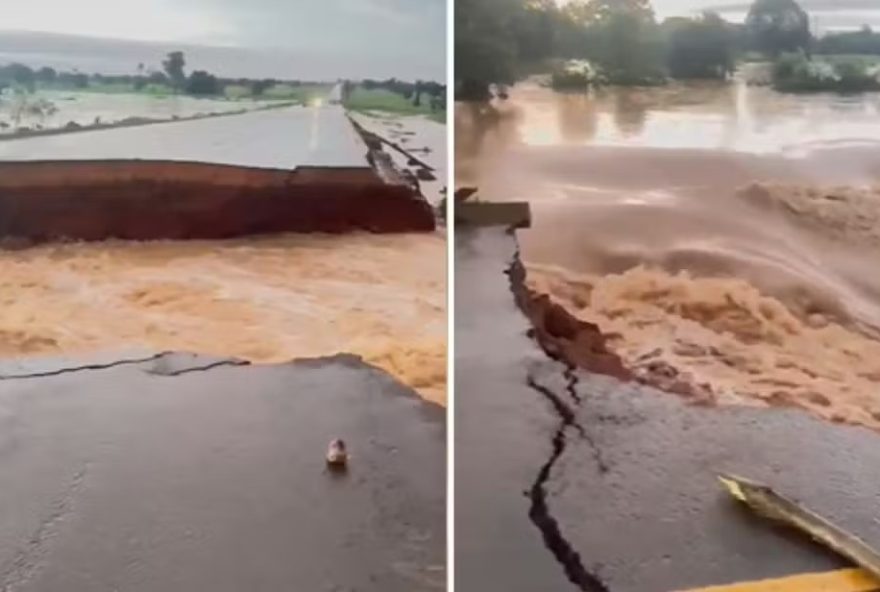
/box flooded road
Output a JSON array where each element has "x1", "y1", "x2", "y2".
[
  {"x1": 0, "y1": 90, "x2": 280, "y2": 135},
  {"x1": 0, "y1": 233, "x2": 447, "y2": 404},
  {"x1": 456, "y1": 78, "x2": 880, "y2": 430}
]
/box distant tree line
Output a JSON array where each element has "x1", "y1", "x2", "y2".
[
  {"x1": 0, "y1": 56, "x2": 280, "y2": 98},
  {"x1": 815, "y1": 26, "x2": 880, "y2": 56},
  {"x1": 1, "y1": 52, "x2": 441, "y2": 101},
  {"x1": 455, "y1": 0, "x2": 880, "y2": 98}
]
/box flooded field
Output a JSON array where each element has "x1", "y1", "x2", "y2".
[
  {"x1": 0, "y1": 232, "x2": 446, "y2": 404},
  {"x1": 457, "y1": 78, "x2": 880, "y2": 430},
  {"x1": 0, "y1": 90, "x2": 278, "y2": 134}
]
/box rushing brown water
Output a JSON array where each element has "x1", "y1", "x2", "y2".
[
  {"x1": 0, "y1": 233, "x2": 447, "y2": 404},
  {"x1": 457, "y1": 78, "x2": 880, "y2": 430}
]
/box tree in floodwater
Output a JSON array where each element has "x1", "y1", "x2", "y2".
[
  {"x1": 563, "y1": 0, "x2": 654, "y2": 25},
  {"x1": 186, "y1": 70, "x2": 219, "y2": 95},
  {"x1": 512, "y1": 0, "x2": 563, "y2": 62},
  {"x1": 37, "y1": 67, "x2": 57, "y2": 84},
  {"x1": 587, "y1": 3, "x2": 666, "y2": 85},
  {"x1": 664, "y1": 12, "x2": 736, "y2": 80},
  {"x1": 745, "y1": 0, "x2": 811, "y2": 57},
  {"x1": 455, "y1": 0, "x2": 521, "y2": 99},
  {"x1": 1, "y1": 63, "x2": 36, "y2": 93},
  {"x1": 162, "y1": 51, "x2": 187, "y2": 92}
]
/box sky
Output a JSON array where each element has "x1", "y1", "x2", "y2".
[
  {"x1": 554, "y1": 0, "x2": 880, "y2": 30},
  {"x1": 653, "y1": 0, "x2": 880, "y2": 30},
  {"x1": 0, "y1": 0, "x2": 446, "y2": 81}
]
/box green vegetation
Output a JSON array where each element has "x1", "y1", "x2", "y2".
[
  {"x1": 344, "y1": 86, "x2": 446, "y2": 123},
  {"x1": 162, "y1": 51, "x2": 187, "y2": 93},
  {"x1": 773, "y1": 52, "x2": 880, "y2": 92},
  {"x1": 456, "y1": 0, "x2": 737, "y2": 98},
  {"x1": 262, "y1": 83, "x2": 331, "y2": 102},
  {"x1": 222, "y1": 84, "x2": 253, "y2": 100},
  {"x1": 663, "y1": 12, "x2": 736, "y2": 80},
  {"x1": 456, "y1": 0, "x2": 880, "y2": 99},
  {"x1": 817, "y1": 27, "x2": 880, "y2": 57},
  {"x1": 584, "y1": 2, "x2": 667, "y2": 86},
  {"x1": 185, "y1": 70, "x2": 220, "y2": 96},
  {"x1": 744, "y1": 0, "x2": 811, "y2": 57},
  {"x1": 0, "y1": 52, "x2": 334, "y2": 104},
  {"x1": 2, "y1": 50, "x2": 444, "y2": 130}
]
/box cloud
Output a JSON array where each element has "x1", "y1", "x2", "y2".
[
  {"x1": 0, "y1": 0, "x2": 445, "y2": 81},
  {"x1": 344, "y1": 0, "x2": 419, "y2": 24}
]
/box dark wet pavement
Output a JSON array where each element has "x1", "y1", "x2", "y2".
[
  {"x1": 455, "y1": 228, "x2": 575, "y2": 592},
  {"x1": 0, "y1": 352, "x2": 444, "y2": 591},
  {"x1": 456, "y1": 227, "x2": 880, "y2": 591}
]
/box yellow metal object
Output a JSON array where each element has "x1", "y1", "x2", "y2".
[
  {"x1": 718, "y1": 474, "x2": 746, "y2": 502},
  {"x1": 680, "y1": 568, "x2": 880, "y2": 592}
]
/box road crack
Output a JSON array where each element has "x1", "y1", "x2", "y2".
[
  {"x1": 0, "y1": 353, "x2": 249, "y2": 381},
  {"x1": 0, "y1": 465, "x2": 88, "y2": 592},
  {"x1": 525, "y1": 372, "x2": 609, "y2": 592},
  {"x1": 503, "y1": 231, "x2": 611, "y2": 590},
  {"x1": 146, "y1": 359, "x2": 249, "y2": 376},
  {"x1": 0, "y1": 353, "x2": 170, "y2": 381}
]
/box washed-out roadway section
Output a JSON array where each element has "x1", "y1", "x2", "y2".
[
  {"x1": 456, "y1": 227, "x2": 880, "y2": 592},
  {"x1": 0, "y1": 351, "x2": 445, "y2": 591},
  {"x1": 0, "y1": 105, "x2": 436, "y2": 240}
]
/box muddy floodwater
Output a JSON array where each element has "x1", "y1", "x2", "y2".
[
  {"x1": 0, "y1": 233, "x2": 447, "y2": 404},
  {"x1": 457, "y1": 78, "x2": 880, "y2": 430},
  {"x1": 0, "y1": 91, "x2": 280, "y2": 135}
]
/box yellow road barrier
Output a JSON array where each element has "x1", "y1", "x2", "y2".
[{"x1": 681, "y1": 568, "x2": 880, "y2": 592}]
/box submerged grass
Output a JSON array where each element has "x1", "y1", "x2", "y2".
[{"x1": 345, "y1": 88, "x2": 446, "y2": 123}]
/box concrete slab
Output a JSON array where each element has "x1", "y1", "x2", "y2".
[
  {"x1": 0, "y1": 105, "x2": 368, "y2": 170},
  {"x1": 0, "y1": 352, "x2": 444, "y2": 591},
  {"x1": 455, "y1": 228, "x2": 880, "y2": 592}
]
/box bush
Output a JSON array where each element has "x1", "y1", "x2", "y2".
[
  {"x1": 773, "y1": 52, "x2": 880, "y2": 92},
  {"x1": 551, "y1": 60, "x2": 600, "y2": 89}
]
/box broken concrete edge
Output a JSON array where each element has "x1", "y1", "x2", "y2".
[
  {"x1": 346, "y1": 114, "x2": 447, "y2": 220},
  {"x1": 0, "y1": 108, "x2": 441, "y2": 241},
  {"x1": 0, "y1": 160, "x2": 436, "y2": 240},
  {"x1": 507, "y1": 227, "x2": 784, "y2": 409},
  {"x1": 347, "y1": 114, "x2": 436, "y2": 173},
  {"x1": 0, "y1": 350, "x2": 444, "y2": 415},
  {"x1": 0, "y1": 159, "x2": 386, "y2": 185},
  {"x1": 493, "y1": 228, "x2": 880, "y2": 591},
  {"x1": 489, "y1": 228, "x2": 612, "y2": 592},
  {"x1": 0, "y1": 100, "x2": 301, "y2": 144}
]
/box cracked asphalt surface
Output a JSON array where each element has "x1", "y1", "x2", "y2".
[
  {"x1": 456, "y1": 227, "x2": 880, "y2": 592},
  {"x1": 0, "y1": 352, "x2": 444, "y2": 591}
]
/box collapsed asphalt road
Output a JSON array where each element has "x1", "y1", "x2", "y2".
[
  {"x1": 0, "y1": 351, "x2": 444, "y2": 591},
  {"x1": 456, "y1": 227, "x2": 880, "y2": 592}
]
